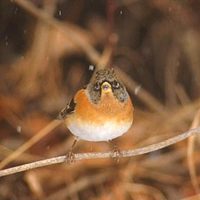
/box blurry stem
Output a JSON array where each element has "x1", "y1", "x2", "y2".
[
  {"x1": 106, "y1": 0, "x2": 116, "y2": 35},
  {"x1": 96, "y1": 33, "x2": 117, "y2": 69},
  {"x1": 116, "y1": 67, "x2": 166, "y2": 113},
  {"x1": 0, "y1": 126, "x2": 200, "y2": 177},
  {"x1": 164, "y1": 46, "x2": 179, "y2": 107},
  {"x1": 187, "y1": 110, "x2": 200, "y2": 194},
  {"x1": 0, "y1": 120, "x2": 61, "y2": 170},
  {"x1": 96, "y1": 46, "x2": 112, "y2": 70},
  {"x1": 46, "y1": 173, "x2": 109, "y2": 200},
  {"x1": 13, "y1": 0, "x2": 165, "y2": 113},
  {"x1": 13, "y1": 0, "x2": 100, "y2": 64}
]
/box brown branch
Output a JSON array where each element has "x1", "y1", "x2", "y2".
[
  {"x1": 1, "y1": 127, "x2": 200, "y2": 177},
  {"x1": 13, "y1": 0, "x2": 100, "y2": 64},
  {"x1": 187, "y1": 110, "x2": 200, "y2": 193},
  {"x1": 0, "y1": 120, "x2": 61, "y2": 170}
]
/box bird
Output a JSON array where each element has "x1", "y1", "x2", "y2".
[{"x1": 58, "y1": 68, "x2": 134, "y2": 162}]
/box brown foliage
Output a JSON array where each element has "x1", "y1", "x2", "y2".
[{"x1": 0, "y1": 0, "x2": 200, "y2": 199}]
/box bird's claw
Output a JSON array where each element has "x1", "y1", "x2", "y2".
[
  {"x1": 111, "y1": 147, "x2": 121, "y2": 163},
  {"x1": 65, "y1": 151, "x2": 76, "y2": 164}
]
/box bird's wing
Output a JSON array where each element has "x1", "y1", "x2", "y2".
[{"x1": 57, "y1": 98, "x2": 76, "y2": 120}]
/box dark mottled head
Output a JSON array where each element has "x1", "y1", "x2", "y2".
[{"x1": 86, "y1": 68, "x2": 129, "y2": 104}]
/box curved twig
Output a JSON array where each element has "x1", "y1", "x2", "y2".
[{"x1": 0, "y1": 127, "x2": 200, "y2": 177}]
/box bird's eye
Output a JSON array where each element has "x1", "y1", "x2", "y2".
[
  {"x1": 112, "y1": 81, "x2": 120, "y2": 89},
  {"x1": 94, "y1": 82, "x2": 100, "y2": 91}
]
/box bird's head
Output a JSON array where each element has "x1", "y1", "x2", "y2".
[{"x1": 87, "y1": 68, "x2": 129, "y2": 104}]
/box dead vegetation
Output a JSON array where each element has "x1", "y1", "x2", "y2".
[{"x1": 0, "y1": 0, "x2": 200, "y2": 199}]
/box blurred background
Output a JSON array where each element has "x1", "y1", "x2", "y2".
[{"x1": 0, "y1": 0, "x2": 200, "y2": 199}]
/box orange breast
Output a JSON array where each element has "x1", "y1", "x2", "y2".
[{"x1": 66, "y1": 89, "x2": 134, "y2": 125}]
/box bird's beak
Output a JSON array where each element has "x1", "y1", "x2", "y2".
[{"x1": 101, "y1": 82, "x2": 112, "y2": 93}]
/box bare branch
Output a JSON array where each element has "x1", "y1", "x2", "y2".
[
  {"x1": 0, "y1": 127, "x2": 200, "y2": 177},
  {"x1": 187, "y1": 110, "x2": 200, "y2": 193},
  {"x1": 0, "y1": 120, "x2": 61, "y2": 170}
]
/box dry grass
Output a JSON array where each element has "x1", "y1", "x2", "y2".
[{"x1": 0, "y1": 0, "x2": 200, "y2": 199}]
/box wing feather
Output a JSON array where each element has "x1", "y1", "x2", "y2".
[{"x1": 57, "y1": 98, "x2": 76, "y2": 119}]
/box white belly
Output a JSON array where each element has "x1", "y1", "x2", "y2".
[{"x1": 68, "y1": 121, "x2": 132, "y2": 142}]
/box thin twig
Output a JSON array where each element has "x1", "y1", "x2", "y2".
[
  {"x1": 187, "y1": 110, "x2": 200, "y2": 194},
  {"x1": 1, "y1": 127, "x2": 200, "y2": 177},
  {"x1": 0, "y1": 120, "x2": 61, "y2": 170}
]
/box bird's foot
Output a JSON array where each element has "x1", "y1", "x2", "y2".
[
  {"x1": 65, "y1": 138, "x2": 78, "y2": 164},
  {"x1": 65, "y1": 150, "x2": 76, "y2": 164},
  {"x1": 111, "y1": 145, "x2": 121, "y2": 163}
]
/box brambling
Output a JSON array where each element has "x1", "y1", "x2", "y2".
[{"x1": 58, "y1": 68, "x2": 134, "y2": 162}]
